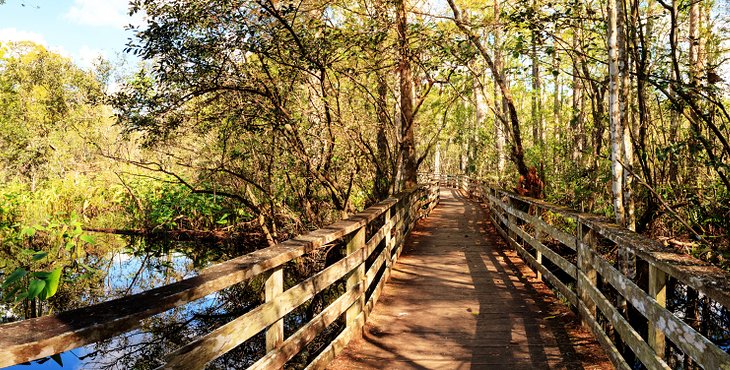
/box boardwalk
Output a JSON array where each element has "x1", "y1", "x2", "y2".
[{"x1": 328, "y1": 189, "x2": 611, "y2": 370}]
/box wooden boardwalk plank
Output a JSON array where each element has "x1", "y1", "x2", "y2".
[{"x1": 327, "y1": 189, "x2": 611, "y2": 370}]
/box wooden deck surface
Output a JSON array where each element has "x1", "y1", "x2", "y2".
[{"x1": 327, "y1": 188, "x2": 611, "y2": 370}]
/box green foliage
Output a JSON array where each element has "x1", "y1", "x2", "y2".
[
  {"x1": 0, "y1": 42, "x2": 105, "y2": 185},
  {"x1": 120, "y1": 178, "x2": 250, "y2": 231},
  {"x1": 0, "y1": 212, "x2": 97, "y2": 304}
]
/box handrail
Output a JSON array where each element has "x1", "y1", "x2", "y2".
[
  {"x1": 0, "y1": 182, "x2": 440, "y2": 369},
  {"x1": 437, "y1": 174, "x2": 730, "y2": 370}
]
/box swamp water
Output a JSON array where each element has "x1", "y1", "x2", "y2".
[{"x1": 1, "y1": 235, "x2": 341, "y2": 370}]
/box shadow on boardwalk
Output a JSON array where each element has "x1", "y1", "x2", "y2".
[{"x1": 327, "y1": 188, "x2": 611, "y2": 370}]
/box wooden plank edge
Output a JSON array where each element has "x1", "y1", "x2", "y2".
[
  {"x1": 586, "y1": 247, "x2": 730, "y2": 370},
  {"x1": 577, "y1": 272, "x2": 670, "y2": 370},
  {"x1": 512, "y1": 238, "x2": 578, "y2": 308},
  {"x1": 248, "y1": 285, "x2": 361, "y2": 370},
  {"x1": 509, "y1": 220, "x2": 577, "y2": 278},
  {"x1": 303, "y1": 309, "x2": 365, "y2": 370},
  {"x1": 577, "y1": 300, "x2": 632, "y2": 370},
  {"x1": 160, "y1": 236, "x2": 372, "y2": 369}
]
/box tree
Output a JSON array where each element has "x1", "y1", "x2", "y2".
[
  {"x1": 397, "y1": 0, "x2": 418, "y2": 188},
  {"x1": 0, "y1": 42, "x2": 105, "y2": 189},
  {"x1": 608, "y1": 0, "x2": 626, "y2": 226},
  {"x1": 494, "y1": 0, "x2": 507, "y2": 177},
  {"x1": 446, "y1": 0, "x2": 531, "y2": 183}
]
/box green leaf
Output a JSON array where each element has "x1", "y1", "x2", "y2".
[
  {"x1": 2, "y1": 268, "x2": 27, "y2": 288},
  {"x1": 27, "y1": 279, "x2": 46, "y2": 299},
  {"x1": 32, "y1": 251, "x2": 48, "y2": 261},
  {"x1": 73, "y1": 225, "x2": 83, "y2": 237},
  {"x1": 40, "y1": 267, "x2": 62, "y2": 300},
  {"x1": 79, "y1": 234, "x2": 95, "y2": 245},
  {"x1": 20, "y1": 226, "x2": 36, "y2": 237},
  {"x1": 4, "y1": 285, "x2": 21, "y2": 301},
  {"x1": 65, "y1": 241, "x2": 75, "y2": 251},
  {"x1": 32, "y1": 271, "x2": 50, "y2": 279}
]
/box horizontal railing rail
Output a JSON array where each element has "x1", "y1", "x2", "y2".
[
  {"x1": 437, "y1": 174, "x2": 730, "y2": 370},
  {"x1": 0, "y1": 182, "x2": 440, "y2": 369}
]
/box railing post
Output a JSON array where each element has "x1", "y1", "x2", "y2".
[
  {"x1": 648, "y1": 265, "x2": 667, "y2": 358},
  {"x1": 392, "y1": 201, "x2": 404, "y2": 259},
  {"x1": 384, "y1": 206, "x2": 393, "y2": 263},
  {"x1": 345, "y1": 226, "x2": 366, "y2": 338},
  {"x1": 576, "y1": 220, "x2": 598, "y2": 327},
  {"x1": 506, "y1": 196, "x2": 517, "y2": 241},
  {"x1": 265, "y1": 267, "x2": 284, "y2": 355},
  {"x1": 534, "y1": 206, "x2": 544, "y2": 282}
]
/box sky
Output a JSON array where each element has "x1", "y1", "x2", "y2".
[{"x1": 0, "y1": 0, "x2": 142, "y2": 69}]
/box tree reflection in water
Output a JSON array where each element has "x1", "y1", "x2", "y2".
[{"x1": 22, "y1": 239, "x2": 351, "y2": 369}]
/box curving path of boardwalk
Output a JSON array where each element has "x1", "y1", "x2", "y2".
[{"x1": 328, "y1": 188, "x2": 611, "y2": 370}]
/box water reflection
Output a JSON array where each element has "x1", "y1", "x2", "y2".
[
  {"x1": 2, "y1": 238, "x2": 219, "y2": 370},
  {"x1": 1, "y1": 235, "x2": 326, "y2": 370}
]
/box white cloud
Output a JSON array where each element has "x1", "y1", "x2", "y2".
[
  {"x1": 0, "y1": 29, "x2": 93, "y2": 69},
  {"x1": 0, "y1": 28, "x2": 47, "y2": 45},
  {"x1": 77, "y1": 45, "x2": 106, "y2": 67},
  {"x1": 64, "y1": 0, "x2": 139, "y2": 28}
]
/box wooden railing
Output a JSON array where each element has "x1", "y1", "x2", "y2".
[
  {"x1": 0, "y1": 183, "x2": 439, "y2": 369},
  {"x1": 441, "y1": 174, "x2": 730, "y2": 370}
]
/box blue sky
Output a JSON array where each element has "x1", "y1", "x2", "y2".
[{"x1": 0, "y1": 0, "x2": 142, "y2": 68}]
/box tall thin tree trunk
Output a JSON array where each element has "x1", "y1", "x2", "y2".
[
  {"x1": 494, "y1": 0, "x2": 507, "y2": 177},
  {"x1": 447, "y1": 0, "x2": 530, "y2": 180},
  {"x1": 531, "y1": 25, "x2": 543, "y2": 149},
  {"x1": 375, "y1": 72, "x2": 391, "y2": 199},
  {"x1": 618, "y1": 0, "x2": 635, "y2": 231},
  {"x1": 689, "y1": 0, "x2": 702, "y2": 83},
  {"x1": 572, "y1": 5, "x2": 585, "y2": 164},
  {"x1": 461, "y1": 141, "x2": 469, "y2": 173},
  {"x1": 392, "y1": 85, "x2": 404, "y2": 193},
  {"x1": 397, "y1": 0, "x2": 417, "y2": 188},
  {"x1": 474, "y1": 76, "x2": 487, "y2": 175},
  {"x1": 608, "y1": 0, "x2": 625, "y2": 226},
  {"x1": 668, "y1": 0, "x2": 681, "y2": 183},
  {"x1": 552, "y1": 49, "x2": 561, "y2": 173},
  {"x1": 434, "y1": 143, "x2": 441, "y2": 175}
]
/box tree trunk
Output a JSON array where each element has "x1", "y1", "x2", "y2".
[
  {"x1": 531, "y1": 29, "x2": 543, "y2": 150},
  {"x1": 572, "y1": 5, "x2": 585, "y2": 164},
  {"x1": 608, "y1": 0, "x2": 625, "y2": 226},
  {"x1": 473, "y1": 76, "x2": 486, "y2": 175},
  {"x1": 375, "y1": 72, "x2": 391, "y2": 199},
  {"x1": 447, "y1": 0, "x2": 530, "y2": 180},
  {"x1": 618, "y1": 0, "x2": 635, "y2": 231},
  {"x1": 397, "y1": 0, "x2": 417, "y2": 188},
  {"x1": 689, "y1": 0, "x2": 702, "y2": 83},
  {"x1": 434, "y1": 143, "x2": 441, "y2": 175},
  {"x1": 668, "y1": 0, "x2": 681, "y2": 183},
  {"x1": 552, "y1": 49, "x2": 561, "y2": 173},
  {"x1": 494, "y1": 0, "x2": 507, "y2": 177}
]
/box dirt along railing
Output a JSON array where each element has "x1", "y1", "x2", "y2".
[
  {"x1": 437, "y1": 174, "x2": 730, "y2": 370},
  {"x1": 0, "y1": 182, "x2": 440, "y2": 369}
]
